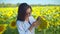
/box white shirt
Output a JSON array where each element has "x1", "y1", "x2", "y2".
[{"x1": 16, "y1": 16, "x2": 36, "y2": 34}]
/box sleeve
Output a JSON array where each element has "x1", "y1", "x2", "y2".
[{"x1": 16, "y1": 21, "x2": 31, "y2": 34}]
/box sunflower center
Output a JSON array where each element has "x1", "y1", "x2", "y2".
[
  {"x1": 0, "y1": 26, "x2": 4, "y2": 32},
  {"x1": 11, "y1": 21, "x2": 16, "y2": 27}
]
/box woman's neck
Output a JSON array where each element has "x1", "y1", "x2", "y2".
[{"x1": 25, "y1": 17, "x2": 29, "y2": 22}]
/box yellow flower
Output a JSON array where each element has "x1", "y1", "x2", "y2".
[
  {"x1": 0, "y1": 24, "x2": 8, "y2": 34},
  {"x1": 53, "y1": 14, "x2": 59, "y2": 18},
  {"x1": 9, "y1": 20, "x2": 16, "y2": 29},
  {"x1": 55, "y1": 21, "x2": 60, "y2": 26},
  {"x1": 47, "y1": 10, "x2": 52, "y2": 14},
  {"x1": 7, "y1": 11, "x2": 13, "y2": 18},
  {"x1": 37, "y1": 17, "x2": 50, "y2": 30}
]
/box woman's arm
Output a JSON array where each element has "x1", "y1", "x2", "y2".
[
  {"x1": 29, "y1": 16, "x2": 41, "y2": 31},
  {"x1": 29, "y1": 21, "x2": 39, "y2": 31}
]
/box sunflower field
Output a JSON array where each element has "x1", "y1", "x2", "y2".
[{"x1": 0, "y1": 6, "x2": 60, "y2": 34}]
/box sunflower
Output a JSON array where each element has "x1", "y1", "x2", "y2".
[
  {"x1": 0, "y1": 24, "x2": 8, "y2": 34},
  {"x1": 9, "y1": 20, "x2": 16, "y2": 29},
  {"x1": 37, "y1": 16, "x2": 50, "y2": 30},
  {"x1": 6, "y1": 11, "x2": 13, "y2": 18}
]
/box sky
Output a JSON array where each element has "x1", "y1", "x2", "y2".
[{"x1": 0, "y1": 0, "x2": 60, "y2": 5}]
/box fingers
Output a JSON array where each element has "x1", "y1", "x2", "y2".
[{"x1": 36, "y1": 16, "x2": 40, "y2": 21}]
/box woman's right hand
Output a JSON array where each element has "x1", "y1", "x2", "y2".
[
  {"x1": 33, "y1": 16, "x2": 42, "y2": 27},
  {"x1": 29, "y1": 21, "x2": 39, "y2": 31},
  {"x1": 32, "y1": 22, "x2": 38, "y2": 27}
]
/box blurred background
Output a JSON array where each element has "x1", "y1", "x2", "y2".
[{"x1": 0, "y1": 0, "x2": 60, "y2": 34}]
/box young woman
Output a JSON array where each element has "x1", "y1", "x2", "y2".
[{"x1": 16, "y1": 3, "x2": 40, "y2": 34}]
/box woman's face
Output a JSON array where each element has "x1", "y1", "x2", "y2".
[{"x1": 25, "y1": 8, "x2": 31, "y2": 17}]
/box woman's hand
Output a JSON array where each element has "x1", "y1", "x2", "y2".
[
  {"x1": 36, "y1": 16, "x2": 41, "y2": 22},
  {"x1": 32, "y1": 16, "x2": 41, "y2": 27},
  {"x1": 36, "y1": 16, "x2": 45, "y2": 23},
  {"x1": 29, "y1": 21, "x2": 39, "y2": 31},
  {"x1": 32, "y1": 21, "x2": 39, "y2": 27}
]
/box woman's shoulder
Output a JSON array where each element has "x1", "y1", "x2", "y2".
[
  {"x1": 16, "y1": 20, "x2": 24, "y2": 25},
  {"x1": 29, "y1": 16, "x2": 36, "y2": 23}
]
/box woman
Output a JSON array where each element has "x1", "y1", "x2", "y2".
[{"x1": 16, "y1": 3, "x2": 40, "y2": 34}]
